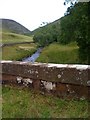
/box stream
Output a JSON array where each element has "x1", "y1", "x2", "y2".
[{"x1": 22, "y1": 47, "x2": 43, "y2": 62}]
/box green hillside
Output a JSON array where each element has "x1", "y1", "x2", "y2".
[
  {"x1": 32, "y1": 2, "x2": 89, "y2": 64},
  {"x1": 32, "y1": 18, "x2": 61, "y2": 35},
  {"x1": 1, "y1": 32, "x2": 33, "y2": 44},
  {"x1": 32, "y1": 18, "x2": 61, "y2": 46},
  {"x1": 0, "y1": 19, "x2": 33, "y2": 44},
  {"x1": 0, "y1": 19, "x2": 36, "y2": 60},
  {"x1": 0, "y1": 19, "x2": 31, "y2": 35}
]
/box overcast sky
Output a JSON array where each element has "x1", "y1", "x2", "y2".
[{"x1": 0, "y1": 0, "x2": 68, "y2": 31}]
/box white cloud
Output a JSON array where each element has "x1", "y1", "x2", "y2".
[{"x1": 0, "y1": 0, "x2": 67, "y2": 31}]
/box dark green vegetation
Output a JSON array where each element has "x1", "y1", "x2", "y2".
[
  {"x1": 60, "y1": 2, "x2": 89, "y2": 64},
  {"x1": 33, "y1": 2, "x2": 89, "y2": 64},
  {"x1": 36, "y1": 42, "x2": 80, "y2": 64},
  {"x1": 0, "y1": 19, "x2": 31, "y2": 34},
  {"x1": 2, "y1": 85, "x2": 89, "y2": 118},
  {"x1": 33, "y1": 19, "x2": 61, "y2": 47},
  {"x1": 1, "y1": 43, "x2": 37, "y2": 61}
]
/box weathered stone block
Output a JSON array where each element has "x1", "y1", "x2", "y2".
[{"x1": 0, "y1": 61, "x2": 89, "y2": 99}]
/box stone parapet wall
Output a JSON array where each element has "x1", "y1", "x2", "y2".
[{"x1": 0, "y1": 61, "x2": 90, "y2": 100}]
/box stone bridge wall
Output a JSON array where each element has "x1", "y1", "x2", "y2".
[{"x1": 0, "y1": 61, "x2": 90, "y2": 100}]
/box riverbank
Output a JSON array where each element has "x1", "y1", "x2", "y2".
[
  {"x1": 1, "y1": 43, "x2": 37, "y2": 61},
  {"x1": 1, "y1": 42, "x2": 83, "y2": 64},
  {"x1": 36, "y1": 42, "x2": 82, "y2": 64},
  {"x1": 22, "y1": 47, "x2": 43, "y2": 62}
]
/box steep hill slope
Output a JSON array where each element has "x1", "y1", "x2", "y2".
[
  {"x1": 32, "y1": 17, "x2": 63, "y2": 46},
  {"x1": 32, "y1": 17, "x2": 62, "y2": 35},
  {"x1": 0, "y1": 32, "x2": 33, "y2": 44},
  {"x1": 0, "y1": 19, "x2": 31, "y2": 34}
]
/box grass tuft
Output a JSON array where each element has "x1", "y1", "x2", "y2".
[{"x1": 2, "y1": 85, "x2": 89, "y2": 118}]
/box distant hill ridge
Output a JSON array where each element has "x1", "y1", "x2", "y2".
[{"x1": 0, "y1": 19, "x2": 31, "y2": 34}]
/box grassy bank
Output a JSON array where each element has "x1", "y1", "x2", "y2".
[
  {"x1": 36, "y1": 42, "x2": 80, "y2": 64},
  {"x1": 2, "y1": 43, "x2": 37, "y2": 60},
  {"x1": 0, "y1": 32, "x2": 33, "y2": 44},
  {"x1": 0, "y1": 31, "x2": 36, "y2": 60},
  {"x1": 2, "y1": 85, "x2": 89, "y2": 118}
]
